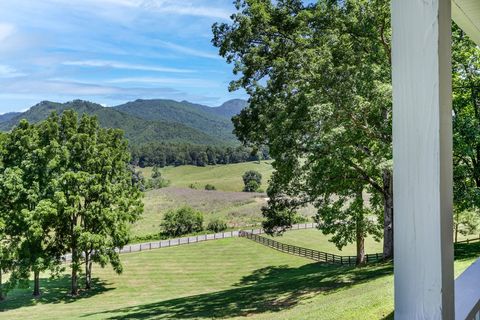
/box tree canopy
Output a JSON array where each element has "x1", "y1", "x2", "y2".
[
  {"x1": 213, "y1": 0, "x2": 393, "y2": 260},
  {"x1": 0, "y1": 111, "x2": 143, "y2": 297}
]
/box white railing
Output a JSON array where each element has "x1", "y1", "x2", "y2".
[
  {"x1": 62, "y1": 222, "x2": 319, "y2": 262},
  {"x1": 455, "y1": 257, "x2": 480, "y2": 320}
]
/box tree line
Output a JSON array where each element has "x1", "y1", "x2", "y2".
[
  {"x1": 130, "y1": 142, "x2": 270, "y2": 168},
  {"x1": 0, "y1": 111, "x2": 143, "y2": 300}
]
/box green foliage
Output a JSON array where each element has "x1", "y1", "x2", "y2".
[
  {"x1": 0, "y1": 118, "x2": 65, "y2": 296},
  {"x1": 161, "y1": 207, "x2": 204, "y2": 237},
  {"x1": 44, "y1": 111, "x2": 144, "y2": 294},
  {"x1": 242, "y1": 170, "x2": 262, "y2": 192},
  {"x1": 206, "y1": 218, "x2": 228, "y2": 232},
  {"x1": 152, "y1": 166, "x2": 162, "y2": 179},
  {"x1": 452, "y1": 25, "x2": 480, "y2": 214},
  {"x1": 204, "y1": 184, "x2": 216, "y2": 191},
  {"x1": 131, "y1": 142, "x2": 268, "y2": 168},
  {"x1": 145, "y1": 172, "x2": 170, "y2": 190},
  {"x1": 454, "y1": 209, "x2": 479, "y2": 242},
  {"x1": 316, "y1": 194, "x2": 382, "y2": 257},
  {"x1": 0, "y1": 111, "x2": 144, "y2": 296},
  {"x1": 213, "y1": 0, "x2": 394, "y2": 258}
]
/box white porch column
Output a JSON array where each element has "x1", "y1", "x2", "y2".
[{"x1": 392, "y1": 0, "x2": 454, "y2": 319}]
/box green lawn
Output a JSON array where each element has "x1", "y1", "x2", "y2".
[
  {"x1": 1, "y1": 236, "x2": 479, "y2": 320},
  {"x1": 265, "y1": 229, "x2": 384, "y2": 256},
  {"x1": 138, "y1": 161, "x2": 275, "y2": 192}
]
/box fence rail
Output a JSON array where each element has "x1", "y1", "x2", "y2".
[
  {"x1": 239, "y1": 230, "x2": 383, "y2": 266},
  {"x1": 456, "y1": 236, "x2": 480, "y2": 244},
  {"x1": 62, "y1": 223, "x2": 319, "y2": 262}
]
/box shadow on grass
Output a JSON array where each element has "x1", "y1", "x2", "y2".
[
  {"x1": 83, "y1": 262, "x2": 393, "y2": 319},
  {"x1": 0, "y1": 275, "x2": 112, "y2": 312},
  {"x1": 454, "y1": 241, "x2": 480, "y2": 261}
]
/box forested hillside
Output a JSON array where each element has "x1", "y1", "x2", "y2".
[
  {"x1": 0, "y1": 99, "x2": 248, "y2": 146},
  {"x1": 115, "y1": 99, "x2": 242, "y2": 142}
]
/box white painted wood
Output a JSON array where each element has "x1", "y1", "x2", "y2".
[
  {"x1": 452, "y1": 0, "x2": 480, "y2": 45},
  {"x1": 455, "y1": 257, "x2": 480, "y2": 320},
  {"x1": 392, "y1": 0, "x2": 454, "y2": 319}
]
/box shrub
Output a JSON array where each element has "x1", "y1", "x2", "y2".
[
  {"x1": 292, "y1": 213, "x2": 309, "y2": 224},
  {"x1": 244, "y1": 180, "x2": 260, "y2": 192},
  {"x1": 207, "y1": 218, "x2": 228, "y2": 232},
  {"x1": 161, "y1": 207, "x2": 204, "y2": 237},
  {"x1": 152, "y1": 166, "x2": 162, "y2": 179},
  {"x1": 242, "y1": 170, "x2": 262, "y2": 192},
  {"x1": 146, "y1": 177, "x2": 170, "y2": 190},
  {"x1": 204, "y1": 184, "x2": 216, "y2": 191}
]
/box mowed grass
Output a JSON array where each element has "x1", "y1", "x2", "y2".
[
  {"x1": 265, "y1": 229, "x2": 384, "y2": 256},
  {"x1": 1, "y1": 236, "x2": 480, "y2": 319},
  {"x1": 139, "y1": 161, "x2": 275, "y2": 192}
]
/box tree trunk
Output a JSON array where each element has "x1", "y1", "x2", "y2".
[
  {"x1": 71, "y1": 265, "x2": 78, "y2": 296},
  {"x1": 33, "y1": 270, "x2": 40, "y2": 297},
  {"x1": 85, "y1": 253, "x2": 92, "y2": 290},
  {"x1": 455, "y1": 224, "x2": 459, "y2": 243},
  {"x1": 0, "y1": 268, "x2": 4, "y2": 301},
  {"x1": 71, "y1": 248, "x2": 79, "y2": 296},
  {"x1": 356, "y1": 219, "x2": 366, "y2": 266},
  {"x1": 383, "y1": 170, "x2": 394, "y2": 259}
]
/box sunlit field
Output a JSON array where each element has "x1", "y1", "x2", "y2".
[
  {"x1": 2, "y1": 236, "x2": 479, "y2": 320},
  {"x1": 138, "y1": 161, "x2": 275, "y2": 192}
]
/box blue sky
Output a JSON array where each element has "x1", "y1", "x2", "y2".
[{"x1": 0, "y1": 0, "x2": 247, "y2": 113}]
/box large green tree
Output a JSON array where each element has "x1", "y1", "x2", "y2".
[
  {"x1": 49, "y1": 111, "x2": 143, "y2": 295},
  {"x1": 452, "y1": 26, "x2": 480, "y2": 211},
  {"x1": 0, "y1": 120, "x2": 64, "y2": 297},
  {"x1": 452, "y1": 25, "x2": 480, "y2": 241},
  {"x1": 213, "y1": 0, "x2": 393, "y2": 258}
]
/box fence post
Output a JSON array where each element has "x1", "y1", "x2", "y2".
[
  {"x1": 169, "y1": 239, "x2": 171, "y2": 247},
  {"x1": 149, "y1": 243, "x2": 152, "y2": 250}
]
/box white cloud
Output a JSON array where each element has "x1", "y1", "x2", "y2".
[
  {"x1": 0, "y1": 65, "x2": 25, "y2": 78},
  {"x1": 49, "y1": 0, "x2": 231, "y2": 20},
  {"x1": 0, "y1": 23, "x2": 15, "y2": 42},
  {"x1": 107, "y1": 76, "x2": 217, "y2": 87},
  {"x1": 62, "y1": 60, "x2": 194, "y2": 73},
  {"x1": 140, "y1": 0, "x2": 231, "y2": 20},
  {"x1": 157, "y1": 41, "x2": 220, "y2": 59}
]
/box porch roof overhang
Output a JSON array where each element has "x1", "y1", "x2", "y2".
[{"x1": 452, "y1": 0, "x2": 480, "y2": 45}]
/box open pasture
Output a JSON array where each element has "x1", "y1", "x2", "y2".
[
  {"x1": 138, "y1": 161, "x2": 275, "y2": 192},
  {"x1": 2, "y1": 233, "x2": 479, "y2": 320}
]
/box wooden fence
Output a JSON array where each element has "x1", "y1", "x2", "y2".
[
  {"x1": 456, "y1": 236, "x2": 480, "y2": 244},
  {"x1": 239, "y1": 230, "x2": 383, "y2": 266},
  {"x1": 62, "y1": 223, "x2": 319, "y2": 262}
]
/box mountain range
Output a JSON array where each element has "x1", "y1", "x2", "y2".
[{"x1": 0, "y1": 99, "x2": 247, "y2": 146}]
